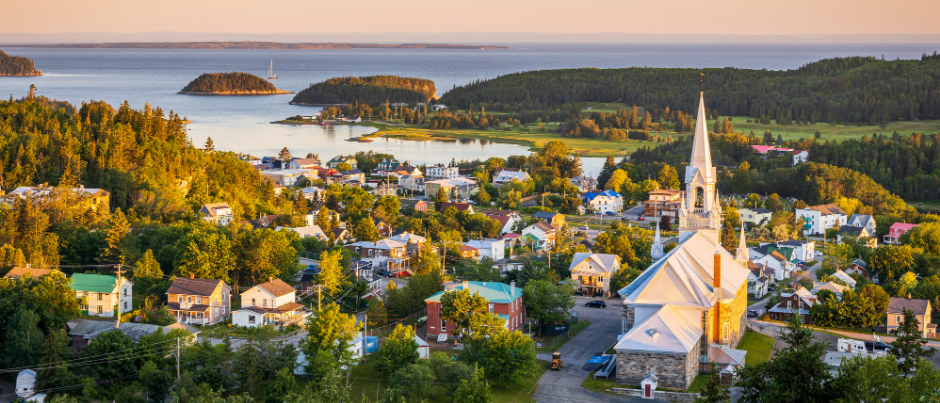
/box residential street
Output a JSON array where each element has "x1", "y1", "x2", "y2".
[{"x1": 533, "y1": 296, "x2": 660, "y2": 403}]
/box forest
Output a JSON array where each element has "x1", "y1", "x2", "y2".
[
  {"x1": 291, "y1": 76, "x2": 436, "y2": 105},
  {"x1": 178, "y1": 72, "x2": 288, "y2": 95},
  {"x1": 439, "y1": 53, "x2": 940, "y2": 125},
  {"x1": 0, "y1": 49, "x2": 42, "y2": 76}
]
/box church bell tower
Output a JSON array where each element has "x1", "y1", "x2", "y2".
[{"x1": 678, "y1": 92, "x2": 722, "y2": 245}]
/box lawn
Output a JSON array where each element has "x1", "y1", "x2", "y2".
[
  {"x1": 534, "y1": 320, "x2": 592, "y2": 353},
  {"x1": 321, "y1": 359, "x2": 551, "y2": 403},
  {"x1": 737, "y1": 331, "x2": 774, "y2": 365},
  {"x1": 364, "y1": 124, "x2": 676, "y2": 158},
  {"x1": 581, "y1": 370, "x2": 629, "y2": 393},
  {"x1": 723, "y1": 116, "x2": 940, "y2": 142}
]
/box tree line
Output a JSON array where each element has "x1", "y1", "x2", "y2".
[
  {"x1": 439, "y1": 55, "x2": 940, "y2": 125},
  {"x1": 291, "y1": 75, "x2": 436, "y2": 105},
  {"x1": 0, "y1": 49, "x2": 41, "y2": 76},
  {"x1": 179, "y1": 72, "x2": 283, "y2": 94}
]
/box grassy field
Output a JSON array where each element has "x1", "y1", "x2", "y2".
[
  {"x1": 315, "y1": 359, "x2": 551, "y2": 402},
  {"x1": 363, "y1": 123, "x2": 677, "y2": 158},
  {"x1": 720, "y1": 116, "x2": 940, "y2": 142},
  {"x1": 737, "y1": 331, "x2": 775, "y2": 365}
]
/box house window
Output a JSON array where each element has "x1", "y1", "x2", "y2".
[
  {"x1": 188, "y1": 296, "x2": 193, "y2": 303},
  {"x1": 252, "y1": 298, "x2": 256, "y2": 306},
  {"x1": 124, "y1": 302, "x2": 128, "y2": 310},
  {"x1": 83, "y1": 291, "x2": 88, "y2": 297},
  {"x1": 178, "y1": 296, "x2": 183, "y2": 304},
  {"x1": 97, "y1": 293, "x2": 102, "y2": 301},
  {"x1": 197, "y1": 296, "x2": 202, "y2": 304},
  {"x1": 263, "y1": 299, "x2": 268, "y2": 307},
  {"x1": 488, "y1": 304, "x2": 494, "y2": 312},
  {"x1": 97, "y1": 306, "x2": 103, "y2": 314},
  {"x1": 787, "y1": 300, "x2": 792, "y2": 309},
  {"x1": 123, "y1": 288, "x2": 128, "y2": 297},
  {"x1": 248, "y1": 315, "x2": 256, "y2": 324}
]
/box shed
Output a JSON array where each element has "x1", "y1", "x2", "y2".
[{"x1": 415, "y1": 334, "x2": 430, "y2": 359}]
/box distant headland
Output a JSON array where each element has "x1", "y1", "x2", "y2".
[
  {"x1": 0, "y1": 49, "x2": 42, "y2": 76},
  {"x1": 3, "y1": 42, "x2": 509, "y2": 50},
  {"x1": 178, "y1": 72, "x2": 292, "y2": 95}
]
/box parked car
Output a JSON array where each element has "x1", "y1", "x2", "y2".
[
  {"x1": 579, "y1": 225, "x2": 590, "y2": 230},
  {"x1": 605, "y1": 211, "x2": 616, "y2": 216},
  {"x1": 376, "y1": 269, "x2": 391, "y2": 277},
  {"x1": 747, "y1": 310, "x2": 759, "y2": 318},
  {"x1": 865, "y1": 341, "x2": 892, "y2": 351},
  {"x1": 638, "y1": 216, "x2": 646, "y2": 221},
  {"x1": 585, "y1": 300, "x2": 607, "y2": 308}
]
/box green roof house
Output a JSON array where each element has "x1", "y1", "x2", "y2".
[
  {"x1": 425, "y1": 280, "x2": 525, "y2": 341},
  {"x1": 71, "y1": 273, "x2": 133, "y2": 318}
]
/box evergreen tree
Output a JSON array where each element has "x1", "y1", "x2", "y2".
[
  {"x1": 720, "y1": 222, "x2": 737, "y2": 253},
  {"x1": 354, "y1": 219, "x2": 381, "y2": 242},
  {"x1": 695, "y1": 362, "x2": 731, "y2": 403},
  {"x1": 204, "y1": 137, "x2": 215, "y2": 153},
  {"x1": 36, "y1": 329, "x2": 73, "y2": 391},
  {"x1": 889, "y1": 308, "x2": 938, "y2": 377},
  {"x1": 737, "y1": 314, "x2": 839, "y2": 402},
  {"x1": 101, "y1": 208, "x2": 129, "y2": 263},
  {"x1": 434, "y1": 187, "x2": 448, "y2": 210},
  {"x1": 597, "y1": 155, "x2": 617, "y2": 189}
]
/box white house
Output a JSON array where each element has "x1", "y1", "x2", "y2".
[
  {"x1": 775, "y1": 240, "x2": 816, "y2": 262},
  {"x1": 261, "y1": 169, "x2": 316, "y2": 187},
  {"x1": 465, "y1": 239, "x2": 506, "y2": 261},
  {"x1": 746, "y1": 262, "x2": 771, "y2": 298},
  {"x1": 837, "y1": 226, "x2": 876, "y2": 247},
  {"x1": 521, "y1": 222, "x2": 556, "y2": 250},
  {"x1": 493, "y1": 171, "x2": 531, "y2": 187},
  {"x1": 276, "y1": 225, "x2": 327, "y2": 241},
  {"x1": 399, "y1": 174, "x2": 426, "y2": 193},
  {"x1": 71, "y1": 273, "x2": 133, "y2": 318},
  {"x1": 793, "y1": 150, "x2": 809, "y2": 165},
  {"x1": 232, "y1": 278, "x2": 307, "y2": 328},
  {"x1": 483, "y1": 209, "x2": 523, "y2": 234},
  {"x1": 738, "y1": 208, "x2": 772, "y2": 227},
  {"x1": 568, "y1": 253, "x2": 621, "y2": 297},
  {"x1": 425, "y1": 165, "x2": 460, "y2": 181},
  {"x1": 584, "y1": 190, "x2": 623, "y2": 214},
  {"x1": 796, "y1": 204, "x2": 847, "y2": 236},
  {"x1": 750, "y1": 250, "x2": 795, "y2": 281},
  {"x1": 847, "y1": 214, "x2": 876, "y2": 235},
  {"x1": 200, "y1": 203, "x2": 234, "y2": 225}
]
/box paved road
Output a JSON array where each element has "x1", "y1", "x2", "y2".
[{"x1": 533, "y1": 297, "x2": 660, "y2": 402}]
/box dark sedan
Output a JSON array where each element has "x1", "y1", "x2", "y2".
[{"x1": 585, "y1": 300, "x2": 607, "y2": 308}]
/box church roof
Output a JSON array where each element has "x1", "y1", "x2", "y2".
[
  {"x1": 618, "y1": 232, "x2": 750, "y2": 309},
  {"x1": 614, "y1": 304, "x2": 702, "y2": 354}
]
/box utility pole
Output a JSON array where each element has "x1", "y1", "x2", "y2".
[
  {"x1": 114, "y1": 264, "x2": 123, "y2": 329},
  {"x1": 176, "y1": 337, "x2": 181, "y2": 382},
  {"x1": 314, "y1": 284, "x2": 324, "y2": 310}
]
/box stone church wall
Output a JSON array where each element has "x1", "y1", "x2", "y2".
[{"x1": 617, "y1": 346, "x2": 700, "y2": 390}]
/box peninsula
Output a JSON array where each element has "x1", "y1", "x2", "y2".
[
  {"x1": 178, "y1": 72, "x2": 291, "y2": 95},
  {"x1": 291, "y1": 75, "x2": 435, "y2": 105},
  {"x1": 4, "y1": 42, "x2": 508, "y2": 50},
  {"x1": 0, "y1": 49, "x2": 42, "y2": 76}
]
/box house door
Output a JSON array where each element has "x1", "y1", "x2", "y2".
[{"x1": 644, "y1": 384, "x2": 652, "y2": 398}]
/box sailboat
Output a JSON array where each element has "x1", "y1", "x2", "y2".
[{"x1": 267, "y1": 59, "x2": 277, "y2": 80}]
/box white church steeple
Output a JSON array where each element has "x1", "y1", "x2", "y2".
[
  {"x1": 678, "y1": 92, "x2": 722, "y2": 245},
  {"x1": 651, "y1": 206, "x2": 664, "y2": 260},
  {"x1": 735, "y1": 222, "x2": 749, "y2": 264}
]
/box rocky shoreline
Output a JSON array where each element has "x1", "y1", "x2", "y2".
[
  {"x1": 0, "y1": 70, "x2": 43, "y2": 77},
  {"x1": 178, "y1": 89, "x2": 293, "y2": 95}
]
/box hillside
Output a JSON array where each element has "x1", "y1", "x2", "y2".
[
  {"x1": 179, "y1": 72, "x2": 291, "y2": 95},
  {"x1": 439, "y1": 53, "x2": 940, "y2": 125},
  {"x1": 290, "y1": 76, "x2": 436, "y2": 105},
  {"x1": 0, "y1": 50, "x2": 42, "y2": 77}
]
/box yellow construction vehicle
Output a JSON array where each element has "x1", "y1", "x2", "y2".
[{"x1": 551, "y1": 352, "x2": 563, "y2": 370}]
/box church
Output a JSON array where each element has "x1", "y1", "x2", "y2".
[{"x1": 614, "y1": 92, "x2": 750, "y2": 390}]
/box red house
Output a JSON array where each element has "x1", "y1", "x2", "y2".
[{"x1": 425, "y1": 281, "x2": 525, "y2": 341}]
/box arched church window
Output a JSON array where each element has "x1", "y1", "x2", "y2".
[
  {"x1": 695, "y1": 187, "x2": 705, "y2": 208},
  {"x1": 721, "y1": 322, "x2": 730, "y2": 342}
]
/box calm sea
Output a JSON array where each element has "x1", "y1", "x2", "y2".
[{"x1": 0, "y1": 43, "x2": 936, "y2": 175}]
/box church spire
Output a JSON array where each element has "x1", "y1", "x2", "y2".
[
  {"x1": 735, "y1": 221, "x2": 749, "y2": 264},
  {"x1": 689, "y1": 92, "x2": 714, "y2": 182},
  {"x1": 652, "y1": 207, "x2": 664, "y2": 260}
]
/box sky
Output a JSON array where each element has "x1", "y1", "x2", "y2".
[{"x1": 3, "y1": 0, "x2": 940, "y2": 41}]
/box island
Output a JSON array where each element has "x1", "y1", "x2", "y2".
[
  {"x1": 290, "y1": 75, "x2": 435, "y2": 105},
  {"x1": 178, "y1": 72, "x2": 292, "y2": 95},
  {"x1": 0, "y1": 50, "x2": 42, "y2": 77}
]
